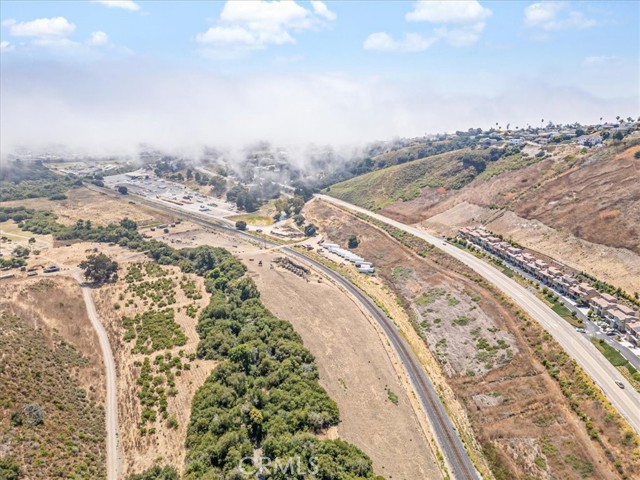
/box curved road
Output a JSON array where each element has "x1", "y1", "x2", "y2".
[
  {"x1": 124, "y1": 192, "x2": 479, "y2": 480},
  {"x1": 74, "y1": 272, "x2": 120, "y2": 480},
  {"x1": 318, "y1": 194, "x2": 640, "y2": 435}
]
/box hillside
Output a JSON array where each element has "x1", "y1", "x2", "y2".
[
  {"x1": 327, "y1": 146, "x2": 530, "y2": 211},
  {"x1": 327, "y1": 138, "x2": 640, "y2": 292},
  {"x1": 0, "y1": 278, "x2": 106, "y2": 480}
]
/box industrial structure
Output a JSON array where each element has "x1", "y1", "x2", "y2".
[{"x1": 321, "y1": 242, "x2": 374, "y2": 274}]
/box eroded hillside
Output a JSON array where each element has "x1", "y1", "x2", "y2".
[{"x1": 327, "y1": 140, "x2": 640, "y2": 292}]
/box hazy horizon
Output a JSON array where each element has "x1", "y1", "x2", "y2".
[{"x1": 1, "y1": 1, "x2": 638, "y2": 159}]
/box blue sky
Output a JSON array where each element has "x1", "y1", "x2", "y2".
[{"x1": 0, "y1": 1, "x2": 638, "y2": 156}]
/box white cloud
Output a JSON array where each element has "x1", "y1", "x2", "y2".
[
  {"x1": 434, "y1": 21, "x2": 486, "y2": 47},
  {"x1": 3, "y1": 17, "x2": 76, "y2": 37},
  {"x1": 364, "y1": 32, "x2": 435, "y2": 53},
  {"x1": 310, "y1": 1, "x2": 336, "y2": 21},
  {"x1": 0, "y1": 40, "x2": 14, "y2": 51},
  {"x1": 92, "y1": 1, "x2": 140, "y2": 12},
  {"x1": 524, "y1": 2, "x2": 597, "y2": 31},
  {"x1": 196, "y1": 0, "x2": 336, "y2": 55},
  {"x1": 1, "y1": 18, "x2": 124, "y2": 56},
  {"x1": 88, "y1": 30, "x2": 109, "y2": 46},
  {"x1": 368, "y1": 0, "x2": 491, "y2": 51},
  {"x1": 406, "y1": 0, "x2": 492, "y2": 23}
]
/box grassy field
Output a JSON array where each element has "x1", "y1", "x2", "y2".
[
  {"x1": 326, "y1": 147, "x2": 540, "y2": 211},
  {"x1": 227, "y1": 213, "x2": 273, "y2": 225},
  {"x1": 539, "y1": 292, "x2": 583, "y2": 327},
  {"x1": 0, "y1": 220, "x2": 52, "y2": 245},
  {"x1": 591, "y1": 338, "x2": 640, "y2": 391},
  {"x1": 327, "y1": 149, "x2": 478, "y2": 210}
]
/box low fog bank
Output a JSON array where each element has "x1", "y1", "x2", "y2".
[{"x1": 1, "y1": 60, "x2": 635, "y2": 164}]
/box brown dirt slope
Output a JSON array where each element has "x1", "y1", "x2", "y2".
[
  {"x1": 514, "y1": 145, "x2": 640, "y2": 253},
  {"x1": 0, "y1": 277, "x2": 106, "y2": 480},
  {"x1": 306, "y1": 199, "x2": 638, "y2": 480},
  {"x1": 379, "y1": 143, "x2": 640, "y2": 254}
]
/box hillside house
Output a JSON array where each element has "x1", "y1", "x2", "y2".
[{"x1": 626, "y1": 321, "x2": 640, "y2": 346}]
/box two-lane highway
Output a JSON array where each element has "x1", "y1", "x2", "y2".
[{"x1": 318, "y1": 194, "x2": 640, "y2": 435}]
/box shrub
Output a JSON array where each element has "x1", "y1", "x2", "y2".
[
  {"x1": 49, "y1": 193, "x2": 68, "y2": 201},
  {"x1": 304, "y1": 224, "x2": 317, "y2": 236}
]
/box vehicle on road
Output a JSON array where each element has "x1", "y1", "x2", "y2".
[{"x1": 615, "y1": 381, "x2": 625, "y2": 389}]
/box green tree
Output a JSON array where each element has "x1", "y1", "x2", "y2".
[
  {"x1": 293, "y1": 214, "x2": 305, "y2": 226},
  {"x1": 120, "y1": 218, "x2": 138, "y2": 230},
  {"x1": 304, "y1": 224, "x2": 317, "y2": 237},
  {"x1": 235, "y1": 220, "x2": 247, "y2": 231},
  {"x1": 0, "y1": 457, "x2": 20, "y2": 480},
  {"x1": 12, "y1": 245, "x2": 30, "y2": 257},
  {"x1": 186, "y1": 169, "x2": 193, "y2": 180},
  {"x1": 117, "y1": 186, "x2": 128, "y2": 195},
  {"x1": 127, "y1": 465, "x2": 179, "y2": 480},
  {"x1": 348, "y1": 235, "x2": 359, "y2": 249},
  {"x1": 209, "y1": 175, "x2": 227, "y2": 196},
  {"x1": 79, "y1": 253, "x2": 119, "y2": 284}
]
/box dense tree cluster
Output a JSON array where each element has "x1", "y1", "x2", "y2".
[
  {"x1": 0, "y1": 160, "x2": 80, "y2": 201},
  {"x1": 127, "y1": 465, "x2": 179, "y2": 480},
  {"x1": 226, "y1": 185, "x2": 261, "y2": 213},
  {"x1": 273, "y1": 196, "x2": 305, "y2": 221},
  {"x1": 185, "y1": 254, "x2": 379, "y2": 479},
  {"x1": 0, "y1": 257, "x2": 26, "y2": 269}
]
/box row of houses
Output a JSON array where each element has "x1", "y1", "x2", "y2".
[{"x1": 459, "y1": 227, "x2": 640, "y2": 346}]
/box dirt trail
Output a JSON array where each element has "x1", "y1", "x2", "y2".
[{"x1": 74, "y1": 271, "x2": 120, "y2": 480}]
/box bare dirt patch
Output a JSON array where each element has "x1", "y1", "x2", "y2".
[
  {"x1": 305, "y1": 199, "x2": 623, "y2": 480},
  {"x1": 0, "y1": 187, "x2": 173, "y2": 227}
]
